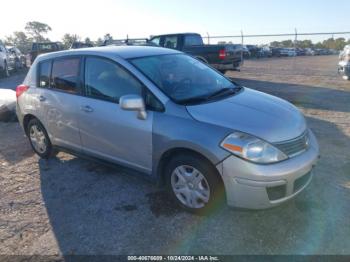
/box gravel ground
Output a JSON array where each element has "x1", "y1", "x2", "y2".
[{"x1": 0, "y1": 55, "x2": 349, "y2": 255}]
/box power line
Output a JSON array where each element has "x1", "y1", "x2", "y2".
[{"x1": 202, "y1": 31, "x2": 350, "y2": 39}]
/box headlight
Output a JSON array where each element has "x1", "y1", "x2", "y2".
[{"x1": 220, "y1": 132, "x2": 288, "y2": 164}]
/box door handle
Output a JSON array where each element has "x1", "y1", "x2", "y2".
[
  {"x1": 81, "y1": 105, "x2": 94, "y2": 113},
  {"x1": 38, "y1": 95, "x2": 46, "y2": 102}
]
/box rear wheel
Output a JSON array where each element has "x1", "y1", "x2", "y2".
[
  {"x1": 27, "y1": 118, "x2": 53, "y2": 159},
  {"x1": 15, "y1": 59, "x2": 21, "y2": 71},
  {"x1": 1, "y1": 62, "x2": 9, "y2": 78},
  {"x1": 165, "y1": 154, "x2": 225, "y2": 214}
]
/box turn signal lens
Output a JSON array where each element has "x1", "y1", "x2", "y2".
[
  {"x1": 220, "y1": 132, "x2": 288, "y2": 164},
  {"x1": 222, "y1": 143, "x2": 242, "y2": 153}
]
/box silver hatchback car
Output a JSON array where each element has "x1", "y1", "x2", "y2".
[{"x1": 16, "y1": 46, "x2": 319, "y2": 213}]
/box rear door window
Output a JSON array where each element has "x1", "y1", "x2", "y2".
[
  {"x1": 38, "y1": 60, "x2": 52, "y2": 88},
  {"x1": 38, "y1": 43, "x2": 58, "y2": 51},
  {"x1": 163, "y1": 36, "x2": 178, "y2": 49},
  {"x1": 51, "y1": 57, "x2": 81, "y2": 93}
]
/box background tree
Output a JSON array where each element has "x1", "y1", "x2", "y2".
[
  {"x1": 4, "y1": 31, "x2": 31, "y2": 52},
  {"x1": 84, "y1": 37, "x2": 93, "y2": 45},
  {"x1": 25, "y1": 21, "x2": 52, "y2": 42},
  {"x1": 296, "y1": 40, "x2": 314, "y2": 49},
  {"x1": 62, "y1": 34, "x2": 80, "y2": 49},
  {"x1": 95, "y1": 38, "x2": 104, "y2": 46},
  {"x1": 270, "y1": 38, "x2": 349, "y2": 50},
  {"x1": 104, "y1": 33, "x2": 113, "y2": 42}
]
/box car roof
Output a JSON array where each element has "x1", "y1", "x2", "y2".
[
  {"x1": 151, "y1": 33, "x2": 200, "y2": 38},
  {"x1": 37, "y1": 45, "x2": 181, "y2": 60}
]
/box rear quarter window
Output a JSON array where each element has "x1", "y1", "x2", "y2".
[{"x1": 184, "y1": 35, "x2": 203, "y2": 46}]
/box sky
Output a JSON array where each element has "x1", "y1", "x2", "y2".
[{"x1": 1, "y1": 0, "x2": 349, "y2": 45}]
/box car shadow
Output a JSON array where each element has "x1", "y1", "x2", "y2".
[
  {"x1": 232, "y1": 78, "x2": 350, "y2": 113},
  {"x1": 39, "y1": 112, "x2": 350, "y2": 255},
  {"x1": 0, "y1": 122, "x2": 35, "y2": 165}
]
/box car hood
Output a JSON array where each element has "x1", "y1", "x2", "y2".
[{"x1": 186, "y1": 88, "x2": 306, "y2": 143}]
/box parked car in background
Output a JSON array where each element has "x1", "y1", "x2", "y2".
[
  {"x1": 271, "y1": 47, "x2": 282, "y2": 57},
  {"x1": 258, "y1": 46, "x2": 272, "y2": 58},
  {"x1": 6, "y1": 46, "x2": 26, "y2": 69},
  {"x1": 241, "y1": 45, "x2": 251, "y2": 58},
  {"x1": 0, "y1": 44, "x2": 21, "y2": 77},
  {"x1": 279, "y1": 48, "x2": 297, "y2": 57},
  {"x1": 70, "y1": 42, "x2": 94, "y2": 49},
  {"x1": 16, "y1": 46, "x2": 319, "y2": 213},
  {"x1": 26, "y1": 42, "x2": 62, "y2": 67},
  {"x1": 338, "y1": 45, "x2": 350, "y2": 80},
  {"x1": 149, "y1": 33, "x2": 243, "y2": 73},
  {"x1": 313, "y1": 49, "x2": 323, "y2": 55},
  {"x1": 305, "y1": 48, "x2": 315, "y2": 56},
  {"x1": 296, "y1": 48, "x2": 306, "y2": 56},
  {"x1": 329, "y1": 49, "x2": 339, "y2": 55},
  {"x1": 231, "y1": 44, "x2": 250, "y2": 58},
  {"x1": 0, "y1": 43, "x2": 10, "y2": 77},
  {"x1": 246, "y1": 45, "x2": 260, "y2": 58}
]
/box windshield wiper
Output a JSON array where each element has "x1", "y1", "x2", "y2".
[
  {"x1": 177, "y1": 86, "x2": 242, "y2": 105},
  {"x1": 206, "y1": 87, "x2": 240, "y2": 100}
]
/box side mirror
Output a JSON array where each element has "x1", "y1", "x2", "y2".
[{"x1": 119, "y1": 94, "x2": 147, "y2": 120}]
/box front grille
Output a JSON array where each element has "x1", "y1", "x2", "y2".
[
  {"x1": 266, "y1": 185, "x2": 286, "y2": 201},
  {"x1": 294, "y1": 171, "x2": 312, "y2": 192},
  {"x1": 274, "y1": 131, "x2": 309, "y2": 157}
]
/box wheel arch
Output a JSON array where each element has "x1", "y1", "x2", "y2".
[
  {"x1": 23, "y1": 114, "x2": 44, "y2": 136},
  {"x1": 156, "y1": 147, "x2": 224, "y2": 188}
]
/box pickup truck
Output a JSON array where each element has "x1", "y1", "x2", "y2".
[
  {"x1": 26, "y1": 42, "x2": 62, "y2": 67},
  {"x1": 149, "y1": 33, "x2": 242, "y2": 73}
]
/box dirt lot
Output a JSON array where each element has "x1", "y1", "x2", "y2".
[{"x1": 0, "y1": 55, "x2": 349, "y2": 255}]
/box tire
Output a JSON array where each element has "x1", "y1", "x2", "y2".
[
  {"x1": 165, "y1": 154, "x2": 225, "y2": 215},
  {"x1": 27, "y1": 118, "x2": 53, "y2": 159},
  {"x1": 1, "y1": 62, "x2": 9, "y2": 78},
  {"x1": 15, "y1": 60, "x2": 21, "y2": 71}
]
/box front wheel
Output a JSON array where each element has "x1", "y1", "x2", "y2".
[
  {"x1": 165, "y1": 154, "x2": 225, "y2": 214},
  {"x1": 27, "y1": 118, "x2": 53, "y2": 159}
]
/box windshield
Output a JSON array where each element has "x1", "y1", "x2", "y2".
[{"x1": 130, "y1": 54, "x2": 238, "y2": 104}]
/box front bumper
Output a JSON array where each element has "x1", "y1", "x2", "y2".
[{"x1": 216, "y1": 130, "x2": 319, "y2": 209}]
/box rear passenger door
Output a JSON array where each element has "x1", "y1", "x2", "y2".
[
  {"x1": 37, "y1": 56, "x2": 83, "y2": 152},
  {"x1": 77, "y1": 56, "x2": 153, "y2": 173}
]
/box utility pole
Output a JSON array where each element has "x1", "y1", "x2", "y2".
[{"x1": 241, "y1": 30, "x2": 244, "y2": 65}]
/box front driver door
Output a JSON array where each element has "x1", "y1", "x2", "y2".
[{"x1": 78, "y1": 56, "x2": 153, "y2": 174}]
